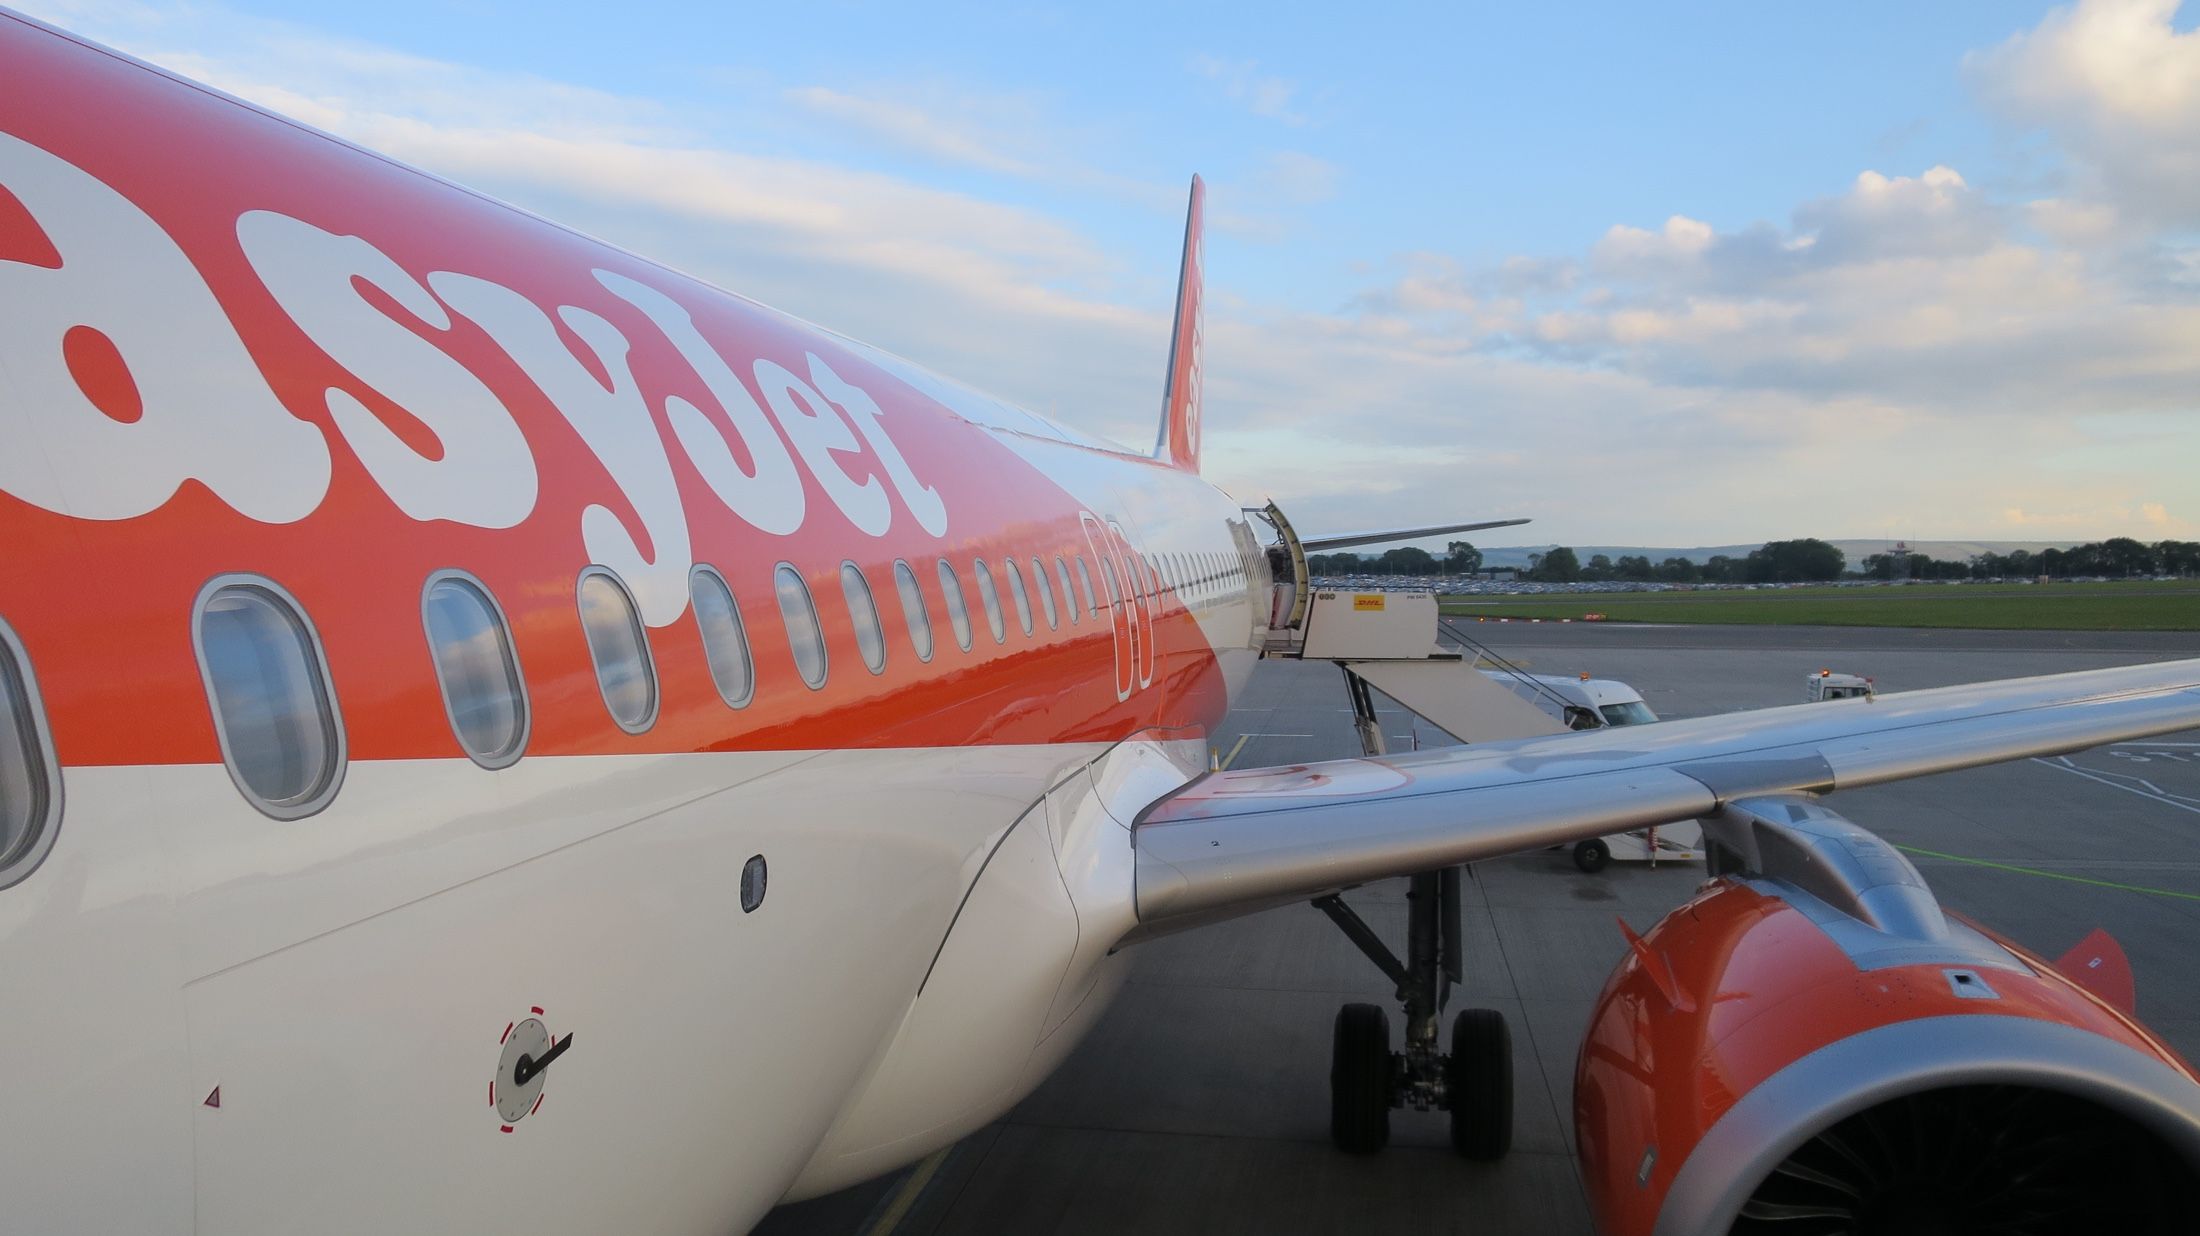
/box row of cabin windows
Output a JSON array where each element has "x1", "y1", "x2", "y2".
[{"x1": 0, "y1": 539, "x2": 1254, "y2": 878}]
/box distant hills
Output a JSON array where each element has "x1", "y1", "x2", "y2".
[{"x1": 1472, "y1": 540, "x2": 2080, "y2": 570}]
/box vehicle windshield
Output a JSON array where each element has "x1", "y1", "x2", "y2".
[{"x1": 1598, "y1": 701, "x2": 1657, "y2": 727}]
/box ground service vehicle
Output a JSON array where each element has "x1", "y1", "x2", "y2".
[{"x1": 1806, "y1": 670, "x2": 1875, "y2": 701}]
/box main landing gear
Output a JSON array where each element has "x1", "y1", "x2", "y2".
[
  {"x1": 1316, "y1": 663, "x2": 1515, "y2": 1160},
  {"x1": 1316, "y1": 874, "x2": 1513, "y2": 1158}
]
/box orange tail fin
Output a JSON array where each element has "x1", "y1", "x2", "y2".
[{"x1": 1154, "y1": 175, "x2": 1204, "y2": 473}]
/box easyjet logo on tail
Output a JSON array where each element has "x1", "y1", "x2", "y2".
[{"x1": 0, "y1": 132, "x2": 944, "y2": 626}]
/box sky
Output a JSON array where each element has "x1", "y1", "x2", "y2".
[{"x1": 16, "y1": 0, "x2": 2200, "y2": 549}]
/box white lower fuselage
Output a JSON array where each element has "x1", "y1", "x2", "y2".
[{"x1": 7, "y1": 737, "x2": 1212, "y2": 1232}]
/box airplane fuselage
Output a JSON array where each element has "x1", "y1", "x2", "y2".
[{"x1": 0, "y1": 13, "x2": 1269, "y2": 1231}]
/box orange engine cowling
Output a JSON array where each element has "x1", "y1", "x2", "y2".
[{"x1": 1574, "y1": 795, "x2": 2200, "y2": 1236}]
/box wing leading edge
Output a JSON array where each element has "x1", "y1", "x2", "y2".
[
  {"x1": 1296, "y1": 517, "x2": 1530, "y2": 554},
  {"x1": 1132, "y1": 659, "x2": 2200, "y2": 930}
]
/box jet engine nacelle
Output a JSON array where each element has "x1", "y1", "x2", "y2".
[{"x1": 1575, "y1": 795, "x2": 2200, "y2": 1235}]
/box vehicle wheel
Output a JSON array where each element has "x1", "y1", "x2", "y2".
[
  {"x1": 1447, "y1": 1008, "x2": 1513, "y2": 1160},
  {"x1": 1573, "y1": 838, "x2": 1610, "y2": 874},
  {"x1": 1330, "y1": 1003, "x2": 1392, "y2": 1153}
]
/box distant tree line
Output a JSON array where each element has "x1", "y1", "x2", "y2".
[
  {"x1": 1306, "y1": 540, "x2": 1482, "y2": 577},
  {"x1": 1542, "y1": 539, "x2": 1846, "y2": 584},
  {"x1": 1306, "y1": 537, "x2": 2200, "y2": 584},
  {"x1": 1864, "y1": 538, "x2": 2200, "y2": 581}
]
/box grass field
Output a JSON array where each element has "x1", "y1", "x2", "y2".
[{"x1": 1434, "y1": 580, "x2": 2200, "y2": 631}]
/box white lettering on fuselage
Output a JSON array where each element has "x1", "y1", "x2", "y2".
[
  {"x1": 806, "y1": 353, "x2": 948, "y2": 538},
  {"x1": 0, "y1": 137, "x2": 952, "y2": 624},
  {"x1": 754, "y1": 358, "x2": 891, "y2": 538},
  {"x1": 429, "y1": 272, "x2": 696, "y2": 627},
  {"x1": 235, "y1": 211, "x2": 538, "y2": 529},
  {"x1": 0, "y1": 132, "x2": 331, "y2": 522},
  {"x1": 593, "y1": 270, "x2": 807, "y2": 537}
]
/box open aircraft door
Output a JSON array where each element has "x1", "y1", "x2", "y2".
[{"x1": 1256, "y1": 501, "x2": 1311, "y2": 632}]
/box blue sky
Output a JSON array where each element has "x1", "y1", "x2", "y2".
[
  {"x1": 18, "y1": 1, "x2": 2200, "y2": 548},
  {"x1": 155, "y1": 2, "x2": 2065, "y2": 300}
]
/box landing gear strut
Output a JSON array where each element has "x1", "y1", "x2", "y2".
[{"x1": 1315, "y1": 667, "x2": 1514, "y2": 1160}]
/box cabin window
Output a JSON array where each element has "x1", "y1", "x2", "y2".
[
  {"x1": 1031, "y1": 557, "x2": 1059, "y2": 629},
  {"x1": 578, "y1": 568, "x2": 659, "y2": 731},
  {"x1": 973, "y1": 558, "x2": 1007, "y2": 644},
  {"x1": 0, "y1": 620, "x2": 59, "y2": 888},
  {"x1": 1053, "y1": 556, "x2": 1079, "y2": 625},
  {"x1": 690, "y1": 565, "x2": 754, "y2": 708},
  {"x1": 841, "y1": 562, "x2": 888, "y2": 675},
  {"x1": 193, "y1": 577, "x2": 346, "y2": 818},
  {"x1": 422, "y1": 572, "x2": 527, "y2": 768},
  {"x1": 1005, "y1": 558, "x2": 1035, "y2": 636},
  {"x1": 1074, "y1": 555, "x2": 1098, "y2": 616},
  {"x1": 893, "y1": 560, "x2": 933, "y2": 662},
  {"x1": 1100, "y1": 557, "x2": 1122, "y2": 610},
  {"x1": 775, "y1": 564, "x2": 829, "y2": 689},
  {"x1": 937, "y1": 560, "x2": 974, "y2": 651}
]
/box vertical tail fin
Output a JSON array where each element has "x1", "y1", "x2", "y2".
[{"x1": 1154, "y1": 175, "x2": 1204, "y2": 473}]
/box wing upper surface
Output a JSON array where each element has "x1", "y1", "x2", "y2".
[{"x1": 1133, "y1": 659, "x2": 2200, "y2": 927}]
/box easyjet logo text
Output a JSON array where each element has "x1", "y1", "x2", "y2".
[{"x1": 0, "y1": 132, "x2": 945, "y2": 626}]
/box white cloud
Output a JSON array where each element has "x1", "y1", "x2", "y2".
[
  {"x1": 2025, "y1": 196, "x2": 2122, "y2": 244},
  {"x1": 1594, "y1": 214, "x2": 1716, "y2": 270},
  {"x1": 782, "y1": 86, "x2": 1044, "y2": 178},
  {"x1": 1968, "y1": 0, "x2": 2200, "y2": 224},
  {"x1": 1188, "y1": 54, "x2": 1305, "y2": 124},
  {"x1": 1252, "y1": 150, "x2": 1340, "y2": 205},
  {"x1": 2004, "y1": 500, "x2": 2195, "y2": 537},
  {"x1": 775, "y1": 81, "x2": 1183, "y2": 220},
  {"x1": 1793, "y1": 166, "x2": 2000, "y2": 263}
]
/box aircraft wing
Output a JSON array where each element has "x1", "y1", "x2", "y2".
[
  {"x1": 1296, "y1": 518, "x2": 1530, "y2": 553},
  {"x1": 1133, "y1": 658, "x2": 2200, "y2": 929}
]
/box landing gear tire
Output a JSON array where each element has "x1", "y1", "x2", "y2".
[
  {"x1": 1447, "y1": 1008, "x2": 1513, "y2": 1160},
  {"x1": 1572, "y1": 839, "x2": 1611, "y2": 874},
  {"x1": 1330, "y1": 1003, "x2": 1393, "y2": 1153}
]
